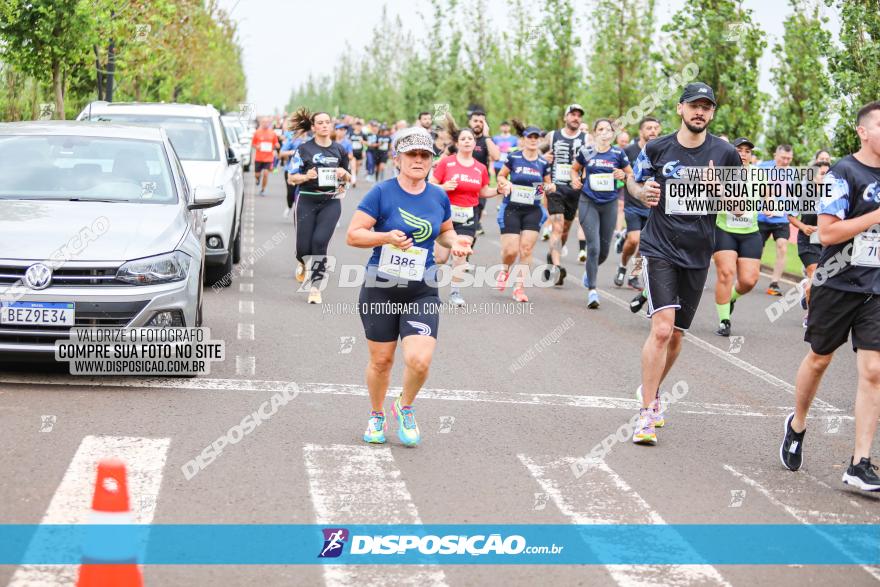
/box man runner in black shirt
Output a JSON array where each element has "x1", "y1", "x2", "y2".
[
  {"x1": 626, "y1": 83, "x2": 741, "y2": 445},
  {"x1": 780, "y1": 101, "x2": 880, "y2": 491},
  {"x1": 545, "y1": 104, "x2": 587, "y2": 285}
]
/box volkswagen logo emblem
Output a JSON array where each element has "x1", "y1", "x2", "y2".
[{"x1": 24, "y1": 263, "x2": 52, "y2": 290}]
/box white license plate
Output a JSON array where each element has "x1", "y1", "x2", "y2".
[{"x1": 0, "y1": 302, "x2": 75, "y2": 326}]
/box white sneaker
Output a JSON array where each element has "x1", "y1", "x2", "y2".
[{"x1": 282, "y1": 207, "x2": 291, "y2": 219}]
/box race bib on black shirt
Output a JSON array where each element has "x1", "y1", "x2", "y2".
[{"x1": 633, "y1": 132, "x2": 742, "y2": 269}]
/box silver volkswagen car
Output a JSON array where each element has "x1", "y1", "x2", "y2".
[{"x1": 0, "y1": 122, "x2": 224, "y2": 358}]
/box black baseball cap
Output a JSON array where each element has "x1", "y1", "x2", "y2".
[
  {"x1": 733, "y1": 137, "x2": 754, "y2": 149},
  {"x1": 679, "y1": 83, "x2": 717, "y2": 106}
]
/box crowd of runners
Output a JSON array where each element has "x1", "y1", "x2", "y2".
[{"x1": 248, "y1": 91, "x2": 880, "y2": 493}]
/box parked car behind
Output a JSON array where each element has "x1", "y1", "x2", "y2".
[
  {"x1": 78, "y1": 102, "x2": 243, "y2": 286},
  {"x1": 0, "y1": 122, "x2": 224, "y2": 359}
]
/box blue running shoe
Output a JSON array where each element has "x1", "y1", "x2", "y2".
[
  {"x1": 391, "y1": 398, "x2": 421, "y2": 447},
  {"x1": 363, "y1": 411, "x2": 387, "y2": 444},
  {"x1": 587, "y1": 289, "x2": 600, "y2": 309}
]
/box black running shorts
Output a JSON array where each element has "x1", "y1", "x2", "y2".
[
  {"x1": 759, "y1": 221, "x2": 789, "y2": 243},
  {"x1": 358, "y1": 273, "x2": 441, "y2": 342},
  {"x1": 805, "y1": 286, "x2": 880, "y2": 355},
  {"x1": 547, "y1": 185, "x2": 579, "y2": 221},
  {"x1": 643, "y1": 256, "x2": 709, "y2": 331},
  {"x1": 451, "y1": 206, "x2": 478, "y2": 239},
  {"x1": 499, "y1": 202, "x2": 542, "y2": 235},
  {"x1": 624, "y1": 209, "x2": 649, "y2": 234},
  {"x1": 797, "y1": 242, "x2": 822, "y2": 267},
  {"x1": 714, "y1": 226, "x2": 764, "y2": 259}
]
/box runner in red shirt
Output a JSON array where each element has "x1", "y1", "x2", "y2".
[
  {"x1": 251, "y1": 117, "x2": 280, "y2": 196},
  {"x1": 430, "y1": 120, "x2": 502, "y2": 306}
]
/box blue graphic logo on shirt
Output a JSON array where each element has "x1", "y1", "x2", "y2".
[
  {"x1": 662, "y1": 160, "x2": 685, "y2": 179},
  {"x1": 399, "y1": 208, "x2": 432, "y2": 243},
  {"x1": 861, "y1": 182, "x2": 880, "y2": 203},
  {"x1": 312, "y1": 153, "x2": 340, "y2": 166}
]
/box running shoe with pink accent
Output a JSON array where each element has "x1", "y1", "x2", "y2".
[
  {"x1": 632, "y1": 408, "x2": 657, "y2": 445},
  {"x1": 636, "y1": 385, "x2": 665, "y2": 427},
  {"x1": 363, "y1": 411, "x2": 387, "y2": 444}
]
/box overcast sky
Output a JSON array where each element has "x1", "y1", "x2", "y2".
[{"x1": 217, "y1": 0, "x2": 840, "y2": 116}]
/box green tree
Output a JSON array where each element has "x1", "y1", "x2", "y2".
[
  {"x1": 530, "y1": 0, "x2": 584, "y2": 130},
  {"x1": 660, "y1": 0, "x2": 767, "y2": 138},
  {"x1": 584, "y1": 0, "x2": 656, "y2": 133},
  {"x1": 0, "y1": 0, "x2": 98, "y2": 118},
  {"x1": 825, "y1": 0, "x2": 880, "y2": 155},
  {"x1": 484, "y1": 0, "x2": 533, "y2": 126},
  {"x1": 765, "y1": 0, "x2": 832, "y2": 164}
]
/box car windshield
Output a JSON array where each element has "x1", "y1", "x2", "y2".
[
  {"x1": 92, "y1": 114, "x2": 218, "y2": 161},
  {"x1": 0, "y1": 135, "x2": 176, "y2": 203}
]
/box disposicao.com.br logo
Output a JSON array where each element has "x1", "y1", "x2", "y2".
[
  {"x1": 318, "y1": 528, "x2": 563, "y2": 558},
  {"x1": 318, "y1": 528, "x2": 349, "y2": 558}
]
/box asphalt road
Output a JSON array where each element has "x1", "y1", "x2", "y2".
[{"x1": 1, "y1": 171, "x2": 878, "y2": 586}]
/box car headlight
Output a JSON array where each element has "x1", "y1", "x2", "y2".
[{"x1": 117, "y1": 251, "x2": 191, "y2": 285}]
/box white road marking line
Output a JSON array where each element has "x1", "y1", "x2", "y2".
[
  {"x1": 0, "y1": 376, "x2": 848, "y2": 419},
  {"x1": 303, "y1": 444, "x2": 447, "y2": 587},
  {"x1": 235, "y1": 356, "x2": 256, "y2": 376},
  {"x1": 519, "y1": 454, "x2": 729, "y2": 586},
  {"x1": 8, "y1": 435, "x2": 169, "y2": 587},
  {"x1": 597, "y1": 288, "x2": 840, "y2": 412},
  {"x1": 724, "y1": 464, "x2": 880, "y2": 580},
  {"x1": 237, "y1": 323, "x2": 255, "y2": 341},
  {"x1": 238, "y1": 300, "x2": 254, "y2": 314},
  {"x1": 241, "y1": 269, "x2": 253, "y2": 278},
  {"x1": 239, "y1": 283, "x2": 254, "y2": 293}
]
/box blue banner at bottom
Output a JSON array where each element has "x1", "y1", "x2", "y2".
[{"x1": 2, "y1": 524, "x2": 879, "y2": 565}]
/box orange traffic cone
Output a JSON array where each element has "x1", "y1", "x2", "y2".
[{"x1": 76, "y1": 458, "x2": 143, "y2": 587}]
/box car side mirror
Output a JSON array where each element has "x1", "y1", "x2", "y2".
[
  {"x1": 227, "y1": 147, "x2": 239, "y2": 165},
  {"x1": 188, "y1": 185, "x2": 226, "y2": 210}
]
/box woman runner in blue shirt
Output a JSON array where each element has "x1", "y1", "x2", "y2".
[{"x1": 347, "y1": 127, "x2": 471, "y2": 447}]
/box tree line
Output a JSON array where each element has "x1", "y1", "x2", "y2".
[
  {"x1": 288, "y1": 0, "x2": 879, "y2": 164},
  {"x1": 0, "y1": 0, "x2": 246, "y2": 121}
]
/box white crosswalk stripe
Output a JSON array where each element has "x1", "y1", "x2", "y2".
[
  {"x1": 303, "y1": 444, "x2": 447, "y2": 587},
  {"x1": 0, "y1": 375, "x2": 848, "y2": 420},
  {"x1": 724, "y1": 464, "x2": 880, "y2": 581},
  {"x1": 8, "y1": 435, "x2": 170, "y2": 587},
  {"x1": 518, "y1": 454, "x2": 730, "y2": 586}
]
